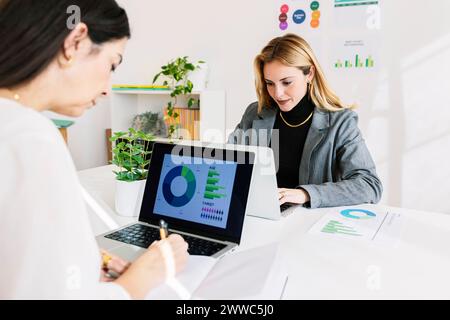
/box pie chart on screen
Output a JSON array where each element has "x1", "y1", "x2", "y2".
[{"x1": 162, "y1": 166, "x2": 196, "y2": 207}]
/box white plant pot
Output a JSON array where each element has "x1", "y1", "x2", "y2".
[
  {"x1": 115, "y1": 179, "x2": 146, "y2": 217},
  {"x1": 189, "y1": 63, "x2": 209, "y2": 91}
]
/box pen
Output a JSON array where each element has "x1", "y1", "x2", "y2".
[
  {"x1": 102, "y1": 252, "x2": 112, "y2": 270},
  {"x1": 101, "y1": 252, "x2": 119, "y2": 279},
  {"x1": 159, "y1": 219, "x2": 168, "y2": 239}
]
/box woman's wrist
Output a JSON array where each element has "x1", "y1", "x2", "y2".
[{"x1": 299, "y1": 187, "x2": 310, "y2": 203}]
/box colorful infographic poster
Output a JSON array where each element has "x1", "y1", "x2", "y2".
[{"x1": 278, "y1": 1, "x2": 322, "y2": 31}]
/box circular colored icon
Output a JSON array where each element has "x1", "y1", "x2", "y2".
[
  {"x1": 279, "y1": 21, "x2": 288, "y2": 30},
  {"x1": 340, "y1": 209, "x2": 376, "y2": 220},
  {"x1": 293, "y1": 9, "x2": 306, "y2": 24},
  {"x1": 162, "y1": 166, "x2": 196, "y2": 207},
  {"x1": 310, "y1": 19, "x2": 320, "y2": 28},
  {"x1": 280, "y1": 4, "x2": 289, "y2": 13},
  {"x1": 310, "y1": 1, "x2": 320, "y2": 11},
  {"x1": 312, "y1": 10, "x2": 321, "y2": 19},
  {"x1": 279, "y1": 13, "x2": 288, "y2": 23}
]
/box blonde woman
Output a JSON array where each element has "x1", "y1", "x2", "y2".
[{"x1": 229, "y1": 33, "x2": 382, "y2": 209}]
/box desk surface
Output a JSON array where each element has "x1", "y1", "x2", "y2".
[{"x1": 79, "y1": 165, "x2": 450, "y2": 299}]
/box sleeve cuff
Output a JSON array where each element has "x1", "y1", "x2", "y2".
[{"x1": 298, "y1": 185, "x2": 321, "y2": 209}]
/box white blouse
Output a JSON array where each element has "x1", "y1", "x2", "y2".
[{"x1": 0, "y1": 98, "x2": 129, "y2": 299}]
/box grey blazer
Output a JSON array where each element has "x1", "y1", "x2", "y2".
[{"x1": 228, "y1": 102, "x2": 383, "y2": 208}]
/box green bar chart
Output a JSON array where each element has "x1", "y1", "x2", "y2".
[
  {"x1": 204, "y1": 168, "x2": 227, "y2": 200},
  {"x1": 335, "y1": 55, "x2": 374, "y2": 69},
  {"x1": 321, "y1": 220, "x2": 362, "y2": 236}
]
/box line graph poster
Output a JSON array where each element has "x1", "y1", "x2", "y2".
[{"x1": 333, "y1": 0, "x2": 381, "y2": 30}]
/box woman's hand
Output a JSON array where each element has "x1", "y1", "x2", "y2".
[
  {"x1": 100, "y1": 249, "x2": 131, "y2": 282},
  {"x1": 114, "y1": 234, "x2": 189, "y2": 299},
  {"x1": 278, "y1": 188, "x2": 310, "y2": 205}
]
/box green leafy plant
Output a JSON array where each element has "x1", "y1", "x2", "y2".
[
  {"x1": 152, "y1": 56, "x2": 204, "y2": 139},
  {"x1": 110, "y1": 128, "x2": 154, "y2": 182}
]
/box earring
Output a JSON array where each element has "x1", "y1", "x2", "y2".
[{"x1": 63, "y1": 56, "x2": 73, "y2": 67}]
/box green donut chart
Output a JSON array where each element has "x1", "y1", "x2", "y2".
[{"x1": 162, "y1": 166, "x2": 196, "y2": 207}]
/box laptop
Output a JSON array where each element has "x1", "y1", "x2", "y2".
[
  {"x1": 97, "y1": 142, "x2": 254, "y2": 261},
  {"x1": 168, "y1": 141, "x2": 295, "y2": 220},
  {"x1": 226, "y1": 144, "x2": 295, "y2": 220}
]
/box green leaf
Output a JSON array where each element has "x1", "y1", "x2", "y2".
[{"x1": 152, "y1": 72, "x2": 161, "y2": 84}]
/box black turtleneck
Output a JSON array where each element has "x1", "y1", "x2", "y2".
[{"x1": 271, "y1": 95, "x2": 315, "y2": 188}]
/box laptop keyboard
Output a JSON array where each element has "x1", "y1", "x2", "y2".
[
  {"x1": 280, "y1": 203, "x2": 295, "y2": 217},
  {"x1": 105, "y1": 223, "x2": 227, "y2": 256}
]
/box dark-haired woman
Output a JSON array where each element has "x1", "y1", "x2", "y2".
[{"x1": 0, "y1": 0, "x2": 188, "y2": 299}]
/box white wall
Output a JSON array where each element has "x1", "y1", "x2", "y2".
[
  {"x1": 70, "y1": 0, "x2": 450, "y2": 214},
  {"x1": 47, "y1": 99, "x2": 110, "y2": 170}
]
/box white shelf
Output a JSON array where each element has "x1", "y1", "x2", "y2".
[
  {"x1": 110, "y1": 89, "x2": 226, "y2": 143},
  {"x1": 112, "y1": 90, "x2": 202, "y2": 95}
]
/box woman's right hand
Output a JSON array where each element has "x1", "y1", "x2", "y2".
[{"x1": 114, "y1": 234, "x2": 189, "y2": 299}]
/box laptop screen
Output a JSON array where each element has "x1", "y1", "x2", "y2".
[
  {"x1": 139, "y1": 142, "x2": 254, "y2": 243},
  {"x1": 153, "y1": 154, "x2": 237, "y2": 229}
]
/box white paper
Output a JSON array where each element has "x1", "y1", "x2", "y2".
[
  {"x1": 309, "y1": 206, "x2": 403, "y2": 246},
  {"x1": 193, "y1": 243, "x2": 286, "y2": 300},
  {"x1": 146, "y1": 255, "x2": 217, "y2": 300},
  {"x1": 146, "y1": 243, "x2": 288, "y2": 300}
]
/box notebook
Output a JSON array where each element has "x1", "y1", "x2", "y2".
[{"x1": 146, "y1": 243, "x2": 288, "y2": 300}]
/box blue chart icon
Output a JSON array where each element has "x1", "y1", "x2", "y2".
[
  {"x1": 163, "y1": 166, "x2": 196, "y2": 207},
  {"x1": 293, "y1": 9, "x2": 306, "y2": 24},
  {"x1": 340, "y1": 209, "x2": 376, "y2": 220}
]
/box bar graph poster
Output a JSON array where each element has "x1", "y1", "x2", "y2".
[
  {"x1": 308, "y1": 206, "x2": 403, "y2": 245},
  {"x1": 331, "y1": 37, "x2": 379, "y2": 72}
]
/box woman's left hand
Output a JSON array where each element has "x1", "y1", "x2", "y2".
[{"x1": 278, "y1": 188, "x2": 310, "y2": 205}]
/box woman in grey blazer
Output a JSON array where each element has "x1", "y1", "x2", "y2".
[{"x1": 229, "y1": 34, "x2": 382, "y2": 209}]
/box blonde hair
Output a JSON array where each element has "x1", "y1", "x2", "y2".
[{"x1": 254, "y1": 33, "x2": 355, "y2": 113}]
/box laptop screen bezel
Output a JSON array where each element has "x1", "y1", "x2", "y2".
[{"x1": 138, "y1": 142, "x2": 254, "y2": 244}]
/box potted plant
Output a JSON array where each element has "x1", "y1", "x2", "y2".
[
  {"x1": 110, "y1": 128, "x2": 154, "y2": 217},
  {"x1": 152, "y1": 56, "x2": 205, "y2": 140}
]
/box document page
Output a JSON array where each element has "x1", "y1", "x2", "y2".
[{"x1": 309, "y1": 206, "x2": 403, "y2": 246}]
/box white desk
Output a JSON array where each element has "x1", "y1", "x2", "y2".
[{"x1": 79, "y1": 165, "x2": 450, "y2": 299}]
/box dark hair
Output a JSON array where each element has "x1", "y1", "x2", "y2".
[{"x1": 0, "y1": 0, "x2": 130, "y2": 88}]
